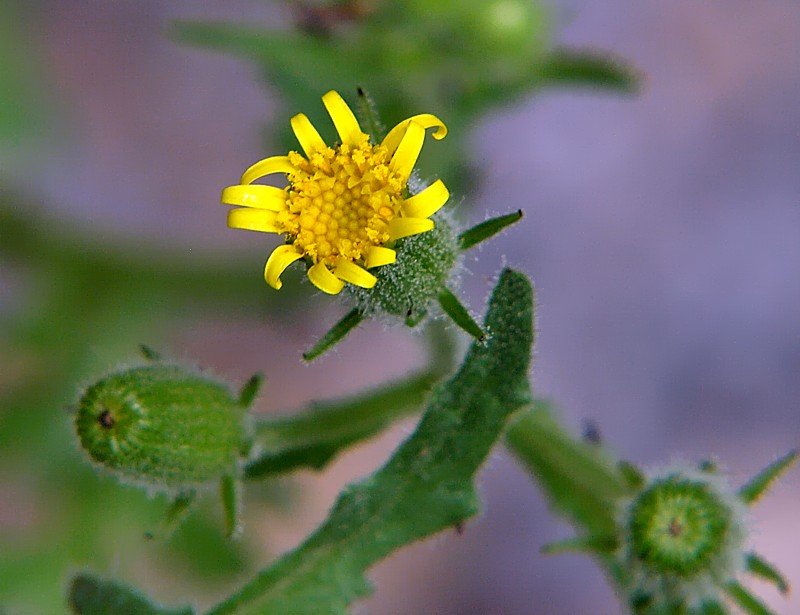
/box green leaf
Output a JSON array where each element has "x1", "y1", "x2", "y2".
[
  {"x1": 458, "y1": 210, "x2": 524, "y2": 251},
  {"x1": 505, "y1": 401, "x2": 630, "y2": 537},
  {"x1": 68, "y1": 574, "x2": 193, "y2": 615},
  {"x1": 537, "y1": 48, "x2": 642, "y2": 93},
  {"x1": 245, "y1": 370, "x2": 439, "y2": 479},
  {"x1": 210, "y1": 268, "x2": 534, "y2": 614},
  {"x1": 738, "y1": 449, "x2": 798, "y2": 505}
]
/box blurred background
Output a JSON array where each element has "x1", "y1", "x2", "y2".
[{"x1": 1, "y1": 1, "x2": 798, "y2": 613}]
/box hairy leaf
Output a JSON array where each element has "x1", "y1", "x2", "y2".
[{"x1": 209, "y1": 268, "x2": 534, "y2": 614}]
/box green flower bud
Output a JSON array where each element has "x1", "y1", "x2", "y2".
[
  {"x1": 620, "y1": 466, "x2": 749, "y2": 614},
  {"x1": 75, "y1": 364, "x2": 251, "y2": 489}
]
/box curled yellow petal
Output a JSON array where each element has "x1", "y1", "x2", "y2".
[
  {"x1": 290, "y1": 113, "x2": 327, "y2": 157},
  {"x1": 264, "y1": 245, "x2": 303, "y2": 290},
  {"x1": 227, "y1": 208, "x2": 281, "y2": 234},
  {"x1": 221, "y1": 185, "x2": 288, "y2": 211},
  {"x1": 389, "y1": 120, "x2": 425, "y2": 179},
  {"x1": 382, "y1": 114, "x2": 447, "y2": 155},
  {"x1": 387, "y1": 217, "x2": 434, "y2": 241},
  {"x1": 322, "y1": 90, "x2": 362, "y2": 148},
  {"x1": 402, "y1": 180, "x2": 449, "y2": 219},
  {"x1": 364, "y1": 246, "x2": 396, "y2": 269},
  {"x1": 240, "y1": 156, "x2": 296, "y2": 185},
  {"x1": 333, "y1": 260, "x2": 377, "y2": 289},
  {"x1": 307, "y1": 262, "x2": 345, "y2": 295}
]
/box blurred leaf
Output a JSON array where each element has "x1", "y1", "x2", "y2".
[
  {"x1": 68, "y1": 574, "x2": 194, "y2": 615},
  {"x1": 208, "y1": 269, "x2": 534, "y2": 614},
  {"x1": 246, "y1": 369, "x2": 440, "y2": 478},
  {"x1": 536, "y1": 48, "x2": 642, "y2": 93},
  {"x1": 506, "y1": 401, "x2": 630, "y2": 537},
  {"x1": 0, "y1": 4, "x2": 50, "y2": 144}
]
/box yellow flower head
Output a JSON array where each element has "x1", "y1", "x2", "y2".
[{"x1": 221, "y1": 91, "x2": 449, "y2": 295}]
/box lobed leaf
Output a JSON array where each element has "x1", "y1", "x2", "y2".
[{"x1": 209, "y1": 269, "x2": 534, "y2": 614}]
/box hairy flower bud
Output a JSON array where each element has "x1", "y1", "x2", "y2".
[
  {"x1": 619, "y1": 465, "x2": 751, "y2": 614},
  {"x1": 75, "y1": 364, "x2": 250, "y2": 489},
  {"x1": 345, "y1": 213, "x2": 459, "y2": 323}
]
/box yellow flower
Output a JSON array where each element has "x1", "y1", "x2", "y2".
[{"x1": 221, "y1": 91, "x2": 449, "y2": 295}]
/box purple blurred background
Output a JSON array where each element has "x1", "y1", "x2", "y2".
[{"x1": 5, "y1": 1, "x2": 800, "y2": 613}]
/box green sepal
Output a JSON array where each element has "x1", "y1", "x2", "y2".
[
  {"x1": 238, "y1": 372, "x2": 264, "y2": 408},
  {"x1": 458, "y1": 210, "x2": 524, "y2": 251},
  {"x1": 146, "y1": 491, "x2": 196, "y2": 541},
  {"x1": 437, "y1": 288, "x2": 485, "y2": 341},
  {"x1": 725, "y1": 580, "x2": 775, "y2": 615},
  {"x1": 738, "y1": 449, "x2": 798, "y2": 505},
  {"x1": 404, "y1": 308, "x2": 427, "y2": 327},
  {"x1": 68, "y1": 574, "x2": 194, "y2": 615},
  {"x1": 537, "y1": 48, "x2": 642, "y2": 93},
  {"x1": 698, "y1": 601, "x2": 729, "y2": 615},
  {"x1": 618, "y1": 460, "x2": 646, "y2": 490},
  {"x1": 221, "y1": 475, "x2": 242, "y2": 539},
  {"x1": 303, "y1": 308, "x2": 364, "y2": 362},
  {"x1": 745, "y1": 553, "x2": 789, "y2": 594},
  {"x1": 207, "y1": 268, "x2": 534, "y2": 614},
  {"x1": 139, "y1": 344, "x2": 162, "y2": 361},
  {"x1": 506, "y1": 401, "x2": 629, "y2": 537},
  {"x1": 540, "y1": 533, "x2": 618, "y2": 556},
  {"x1": 354, "y1": 85, "x2": 385, "y2": 143}
]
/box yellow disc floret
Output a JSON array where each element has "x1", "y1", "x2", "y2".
[
  {"x1": 281, "y1": 138, "x2": 404, "y2": 265},
  {"x1": 220, "y1": 90, "x2": 449, "y2": 295}
]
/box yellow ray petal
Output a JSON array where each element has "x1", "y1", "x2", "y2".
[
  {"x1": 307, "y1": 262, "x2": 345, "y2": 295},
  {"x1": 240, "y1": 156, "x2": 296, "y2": 185},
  {"x1": 322, "y1": 91, "x2": 362, "y2": 148},
  {"x1": 387, "y1": 217, "x2": 434, "y2": 241},
  {"x1": 382, "y1": 114, "x2": 447, "y2": 155},
  {"x1": 290, "y1": 113, "x2": 327, "y2": 157},
  {"x1": 221, "y1": 185, "x2": 288, "y2": 211},
  {"x1": 389, "y1": 120, "x2": 426, "y2": 179},
  {"x1": 364, "y1": 246, "x2": 396, "y2": 269},
  {"x1": 333, "y1": 260, "x2": 377, "y2": 289},
  {"x1": 402, "y1": 180, "x2": 449, "y2": 219},
  {"x1": 227, "y1": 208, "x2": 281, "y2": 234},
  {"x1": 264, "y1": 245, "x2": 303, "y2": 290}
]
